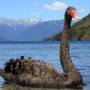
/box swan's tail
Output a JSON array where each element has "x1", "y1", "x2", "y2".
[{"x1": 0, "y1": 69, "x2": 4, "y2": 76}]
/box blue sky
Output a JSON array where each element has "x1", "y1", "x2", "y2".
[{"x1": 0, "y1": 0, "x2": 89, "y2": 21}]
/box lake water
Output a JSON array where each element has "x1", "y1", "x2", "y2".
[{"x1": 0, "y1": 41, "x2": 90, "y2": 90}]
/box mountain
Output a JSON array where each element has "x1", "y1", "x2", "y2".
[
  {"x1": 71, "y1": 14, "x2": 90, "y2": 40},
  {"x1": 0, "y1": 36, "x2": 6, "y2": 41},
  {"x1": 0, "y1": 18, "x2": 64, "y2": 41},
  {"x1": 0, "y1": 17, "x2": 43, "y2": 26},
  {"x1": 44, "y1": 14, "x2": 90, "y2": 41},
  {"x1": 18, "y1": 20, "x2": 64, "y2": 41}
]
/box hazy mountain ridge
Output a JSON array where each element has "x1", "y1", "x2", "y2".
[
  {"x1": 19, "y1": 20, "x2": 64, "y2": 41},
  {"x1": 0, "y1": 17, "x2": 43, "y2": 26},
  {"x1": 0, "y1": 18, "x2": 64, "y2": 41}
]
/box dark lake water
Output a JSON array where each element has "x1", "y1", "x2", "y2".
[{"x1": 0, "y1": 41, "x2": 90, "y2": 90}]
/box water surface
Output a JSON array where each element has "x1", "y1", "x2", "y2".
[{"x1": 0, "y1": 41, "x2": 90, "y2": 90}]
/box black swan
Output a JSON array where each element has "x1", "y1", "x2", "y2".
[{"x1": 0, "y1": 6, "x2": 83, "y2": 89}]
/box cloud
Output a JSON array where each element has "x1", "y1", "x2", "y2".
[
  {"x1": 79, "y1": 8, "x2": 88, "y2": 13},
  {"x1": 43, "y1": 1, "x2": 67, "y2": 11}
]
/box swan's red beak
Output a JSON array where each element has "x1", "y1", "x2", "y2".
[
  {"x1": 70, "y1": 9, "x2": 79, "y2": 20},
  {"x1": 70, "y1": 9, "x2": 77, "y2": 17}
]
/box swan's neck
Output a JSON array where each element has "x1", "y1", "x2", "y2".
[
  {"x1": 64, "y1": 15, "x2": 72, "y2": 30},
  {"x1": 60, "y1": 15, "x2": 83, "y2": 83}
]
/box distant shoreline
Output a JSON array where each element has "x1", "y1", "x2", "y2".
[
  {"x1": 0, "y1": 41, "x2": 59, "y2": 44},
  {"x1": 0, "y1": 41, "x2": 90, "y2": 44}
]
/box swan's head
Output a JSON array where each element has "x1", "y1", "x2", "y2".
[
  {"x1": 64, "y1": 6, "x2": 79, "y2": 28},
  {"x1": 65, "y1": 6, "x2": 78, "y2": 19}
]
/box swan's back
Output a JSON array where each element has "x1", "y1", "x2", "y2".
[{"x1": 4, "y1": 58, "x2": 65, "y2": 82}]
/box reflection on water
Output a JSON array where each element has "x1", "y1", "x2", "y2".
[
  {"x1": 0, "y1": 41, "x2": 90, "y2": 90},
  {"x1": 0, "y1": 83, "x2": 84, "y2": 90}
]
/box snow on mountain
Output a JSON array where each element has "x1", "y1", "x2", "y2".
[
  {"x1": 0, "y1": 17, "x2": 43, "y2": 26},
  {"x1": 0, "y1": 17, "x2": 64, "y2": 41}
]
